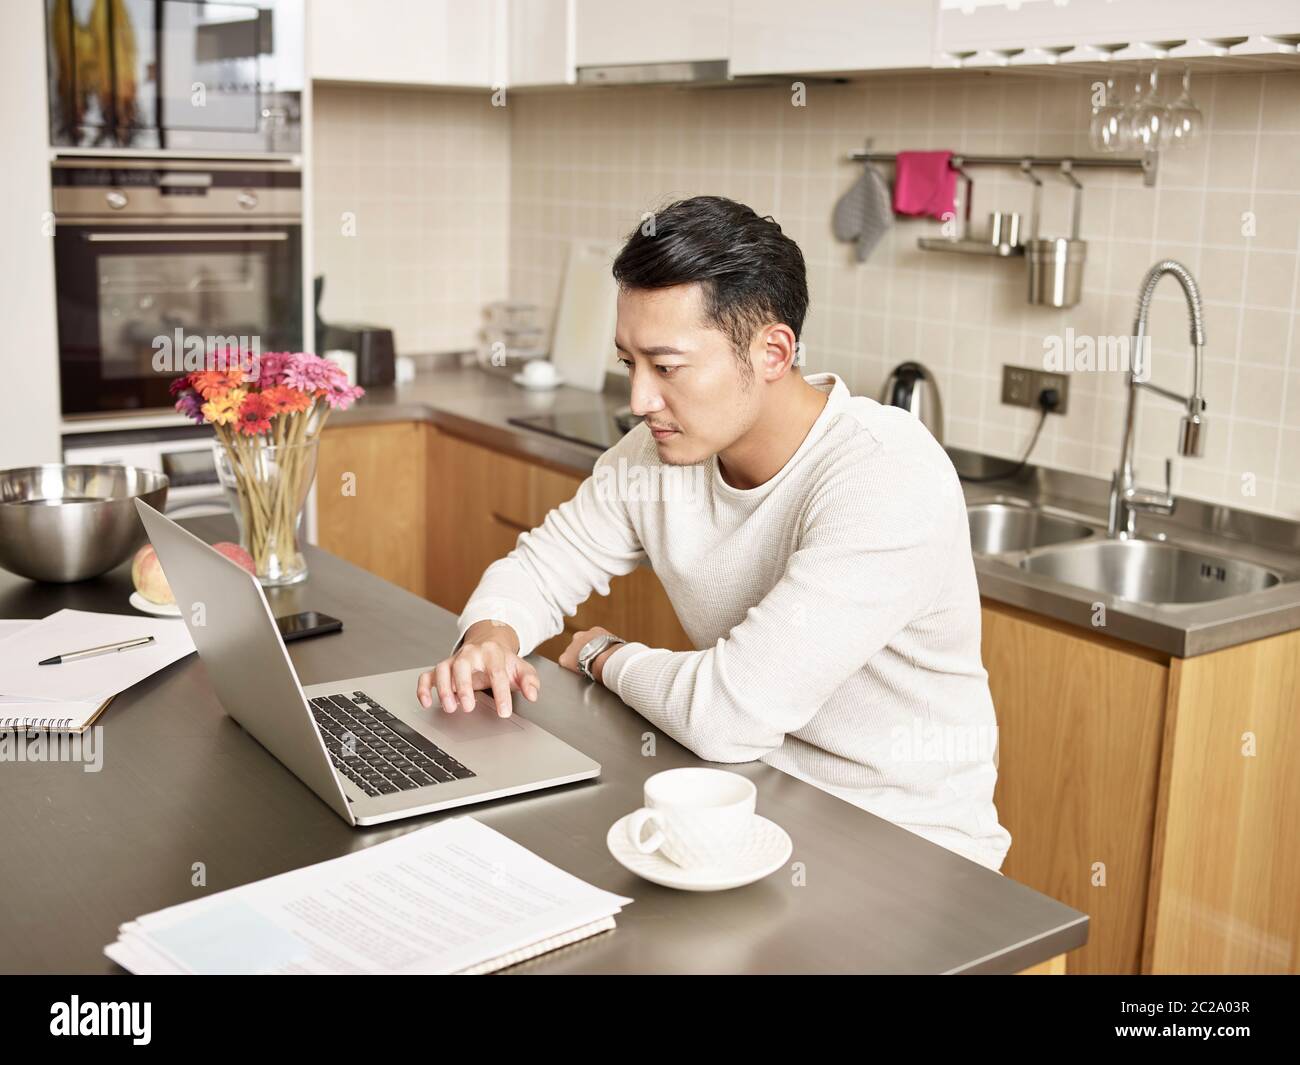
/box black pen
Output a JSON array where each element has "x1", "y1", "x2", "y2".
[{"x1": 39, "y1": 635, "x2": 156, "y2": 666}]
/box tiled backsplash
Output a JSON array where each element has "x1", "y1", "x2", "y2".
[
  {"x1": 315, "y1": 71, "x2": 1300, "y2": 520},
  {"x1": 312, "y1": 84, "x2": 510, "y2": 357},
  {"x1": 510, "y1": 72, "x2": 1300, "y2": 520}
]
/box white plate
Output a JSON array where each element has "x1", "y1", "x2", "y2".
[
  {"x1": 512, "y1": 371, "x2": 565, "y2": 391},
  {"x1": 606, "y1": 812, "x2": 792, "y2": 892},
  {"x1": 129, "y1": 591, "x2": 182, "y2": 618}
]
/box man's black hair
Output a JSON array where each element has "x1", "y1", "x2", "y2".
[{"x1": 611, "y1": 195, "x2": 809, "y2": 375}]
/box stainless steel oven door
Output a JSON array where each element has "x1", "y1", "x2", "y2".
[{"x1": 54, "y1": 222, "x2": 302, "y2": 415}]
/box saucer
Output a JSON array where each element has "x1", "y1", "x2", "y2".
[
  {"x1": 129, "y1": 592, "x2": 181, "y2": 617},
  {"x1": 513, "y1": 371, "x2": 564, "y2": 391},
  {"x1": 606, "y1": 812, "x2": 792, "y2": 892}
]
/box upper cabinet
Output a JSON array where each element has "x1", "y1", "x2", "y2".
[
  {"x1": 509, "y1": 0, "x2": 573, "y2": 87},
  {"x1": 309, "y1": 0, "x2": 505, "y2": 87},
  {"x1": 573, "y1": 0, "x2": 730, "y2": 68},
  {"x1": 730, "y1": 0, "x2": 937, "y2": 76},
  {"x1": 307, "y1": 0, "x2": 1300, "y2": 89},
  {"x1": 937, "y1": 0, "x2": 1300, "y2": 65}
]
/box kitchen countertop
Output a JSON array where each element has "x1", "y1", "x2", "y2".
[
  {"x1": 334, "y1": 360, "x2": 1300, "y2": 658},
  {"x1": 0, "y1": 518, "x2": 1088, "y2": 975},
  {"x1": 333, "y1": 358, "x2": 634, "y2": 476}
]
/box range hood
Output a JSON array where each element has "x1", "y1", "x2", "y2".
[{"x1": 575, "y1": 59, "x2": 732, "y2": 87}]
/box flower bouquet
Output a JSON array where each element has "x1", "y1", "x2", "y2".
[{"x1": 170, "y1": 350, "x2": 364, "y2": 586}]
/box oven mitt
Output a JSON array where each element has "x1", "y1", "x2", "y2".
[{"x1": 832, "y1": 162, "x2": 892, "y2": 263}]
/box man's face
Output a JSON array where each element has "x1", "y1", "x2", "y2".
[{"x1": 614, "y1": 284, "x2": 761, "y2": 466}]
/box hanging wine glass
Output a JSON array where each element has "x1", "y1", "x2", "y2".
[
  {"x1": 1167, "y1": 66, "x2": 1204, "y2": 148},
  {"x1": 1090, "y1": 77, "x2": 1125, "y2": 152},
  {"x1": 1116, "y1": 67, "x2": 1146, "y2": 152},
  {"x1": 1129, "y1": 66, "x2": 1172, "y2": 150}
]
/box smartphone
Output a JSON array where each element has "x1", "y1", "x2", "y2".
[{"x1": 276, "y1": 611, "x2": 343, "y2": 642}]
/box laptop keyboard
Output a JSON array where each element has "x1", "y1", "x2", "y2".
[{"x1": 309, "y1": 691, "x2": 476, "y2": 798}]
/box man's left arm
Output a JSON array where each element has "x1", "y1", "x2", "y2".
[{"x1": 591, "y1": 465, "x2": 961, "y2": 763}]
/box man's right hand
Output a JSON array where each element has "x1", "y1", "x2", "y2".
[{"x1": 416, "y1": 620, "x2": 539, "y2": 718}]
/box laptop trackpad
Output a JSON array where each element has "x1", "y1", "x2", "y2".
[{"x1": 430, "y1": 694, "x2": 524, "y2": 739}]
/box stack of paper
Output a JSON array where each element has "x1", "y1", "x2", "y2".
[
  {"x1": 0, "y1": 610, "x2": 196, "y2": 732},
  {"x1": 105, "y1": 817, "x2": 632, "y2": 974}
]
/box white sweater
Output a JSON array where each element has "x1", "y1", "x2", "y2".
[{"x1": 456, "y1": 372, "x2": 1012, "y2": 872}]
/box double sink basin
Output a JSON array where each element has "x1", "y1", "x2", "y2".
[{"x1": 968, "y1": 499, "x2": 1288, "y2": 607}]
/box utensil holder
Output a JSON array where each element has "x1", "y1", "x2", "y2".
[{"x1": 1026, "y1": 162, "x2": 1087, "y2": 309}]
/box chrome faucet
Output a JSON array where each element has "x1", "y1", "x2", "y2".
[{"x1": 1108, "y1": 259, "x2": 1208, "y2": 539}]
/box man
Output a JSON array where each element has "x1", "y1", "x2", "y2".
[{"x1": 417, "y1": 195, "x2": 1012, "y2": 872}]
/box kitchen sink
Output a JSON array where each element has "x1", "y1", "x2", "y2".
[
  {"x1": 967, "y1": 503, "x2": 1095, "y2": 555},
  {"x1": 1018, "y1": 539, "x2": 1285, "y2": 605}
]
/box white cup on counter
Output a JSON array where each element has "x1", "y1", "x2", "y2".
[
  {"x1": 520, "y1": 358, "x2": 559, "y2": 389},
  {"x1": 626, "y1": 768, "x2": 758, "y2": 869}
]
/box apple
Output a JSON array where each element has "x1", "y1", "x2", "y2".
[
  {"x1": 213, "y1": 541, "x2": 256, "y2": 574},
  {"x1": 131, "y1": 544, "x2": 174, "y2": 605},
  {"x1": 132, "y1": 541, "x2": 255, "y2": 605}
]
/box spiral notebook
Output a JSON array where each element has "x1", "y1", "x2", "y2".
[
  {"x1": 104, "y1": 817, "x2": 632, "y2": 975},
  {"x1": 0, "y1": 610, "x2": 194, "y2": 732}
]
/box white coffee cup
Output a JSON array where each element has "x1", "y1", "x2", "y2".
[
  {"x1": 626, "y1": 768, "x2": 757, "y2": 869},
  {"x1": 521, "y1": 358, "x2": 558, "y2": 387}
]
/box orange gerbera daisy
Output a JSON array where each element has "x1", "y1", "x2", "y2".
[
  {"x1": 233, "y1": 392, "x2": 274, "y2": 436},
  {"x1": 192, "y1": 368, "x2": 246, "y2": 399},
  {"x1": 260, "y1": 384, "x2": 313, "y2": 415}
]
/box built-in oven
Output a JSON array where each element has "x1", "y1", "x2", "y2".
[
  {"x1": 52, "y1": 157, "x2": 302, "y2": 416},
  {"x1": 45, "y1": 0, "x2": 302, "y2": 155}
]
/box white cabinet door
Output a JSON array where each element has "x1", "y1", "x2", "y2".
[
  {"x1": 309, "y1": 0, "x2": 503, "y2": 87},
  {"x1": 509, "y1": 0, "x2": 572, "y2": 86},
  {"x1": 938, "y1": 0, "x2": 1300, "y2": 55},
  {"x1": 730, "y1": 0, "x2": 937, "y2": 75},
  {"x1": 574, "y1": 0, "x2": 730, "y2": 67}
]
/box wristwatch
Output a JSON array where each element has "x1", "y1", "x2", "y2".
[{"x1": 577, "y1": 633, "x2": 626, "y2": 682}]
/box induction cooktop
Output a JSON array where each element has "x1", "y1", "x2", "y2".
[{"x1": 507, "y1": 408, "x2": 641, "y2": 451}]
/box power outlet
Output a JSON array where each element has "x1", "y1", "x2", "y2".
[
  {"x1": 1001, "y1": 365, "x2": 1034, "y2": 407},
  {"x1": 1001, "y1": 364, "x2": 1069, "y2": 415}
]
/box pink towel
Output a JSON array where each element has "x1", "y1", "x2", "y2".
[{"x1": 892, "y1": 150, "x2": 957, "y2": 221}]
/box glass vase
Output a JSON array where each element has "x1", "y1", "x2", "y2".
[{"x1": 212, "y1": 436, "x2": 318, "y2": 586}]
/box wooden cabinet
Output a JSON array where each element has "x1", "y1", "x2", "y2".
[
  {"x1": 309, "y1": 0, "x2": 503, "y2": 88},
  {"x1": 983, "y1": 599, "x2": 1300, "y2": 975},
  {"x1": 316, "y1": 421, "x2": 429, "y2": 595},
  {"x1": 1144, "y1": 628, "x2": 1300, "y2": 974},
  {"x1": 730, "y1": 0, "x2": 937, "y2": 76},
  {"x1": 982, "y1": 601, "x2": 1169, "y2": 975}
]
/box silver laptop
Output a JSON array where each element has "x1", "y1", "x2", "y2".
[{"x1": 134, "y1": 500, "x2": 600, "y2": 826}]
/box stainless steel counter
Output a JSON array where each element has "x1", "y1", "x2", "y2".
[{"x1": 333, "y1": 360, "x2": 1300, "y2": 658}]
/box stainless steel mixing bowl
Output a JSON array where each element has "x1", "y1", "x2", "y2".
[{"x1": 0, "y1": 465, "x2": 169, "y2": 583}]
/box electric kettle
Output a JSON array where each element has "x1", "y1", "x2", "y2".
[{"x1": 880, "y1": 361, "x2": 944, "y2": 445}]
